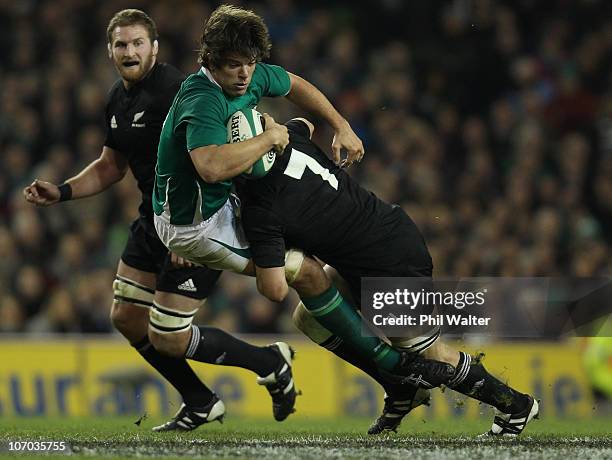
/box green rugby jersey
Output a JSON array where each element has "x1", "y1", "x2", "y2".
[{"x1": 153, "y1": 63, "x2": 290, "y2": 225}]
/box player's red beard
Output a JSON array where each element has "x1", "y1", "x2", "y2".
[{"x1": 115, "y1": 52, "x2": 155, "y2": 84}]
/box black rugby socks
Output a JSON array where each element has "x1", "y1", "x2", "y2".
[
  {"x1": 185, "y1": 326, "x2": 279, "y2": 377},
  {"x1": 133, "y1": 335, "x2": 214, "y2": 407},
  {"x1": 448, "y1": 352, "x2": 529, "y2": 413}
]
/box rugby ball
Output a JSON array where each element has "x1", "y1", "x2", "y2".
[{"x1": 226, "y1": 108, "x2": 276, "y2": 179}]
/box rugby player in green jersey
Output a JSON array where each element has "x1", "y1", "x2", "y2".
[{"x1": 152, "y1": 4, "x2": 455, "y2": 426}]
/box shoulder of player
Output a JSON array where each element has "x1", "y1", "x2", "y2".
[
  {"x1": 178, "y1": 74, "x2": 225, "y2": 107},
  {"x1": 254, "y1": 61, "x2": 285, "y2": 74},
  {"x1": 155, "y1": 62, "x2": 182, "y2": 75},
  {"x1": 252, "y1": 62, "x2": 286, "y2": 81},
  {"x1": 146, "y1": 62, "x2": 185, "y2": 92},
  {"x1": 287, "y1": 138, "x2": 340, "y2": 175},
  {"x1": 286, "y1": 119, "x2": 312, "y2": 141},
  {"x1": 180, "y1": 70, "x2": 216, "y2": 91},
  {"x1": 107, "y1": 77, "x2": 124, "y2": 93}
]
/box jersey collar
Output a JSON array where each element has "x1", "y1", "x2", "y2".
[{"x1": 200, "y1": 66, "x2": 222, "y2": 90}]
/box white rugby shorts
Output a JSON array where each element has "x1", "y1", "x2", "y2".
[{"x1": 154, "y1": 198, "x2": 250, "y2": 273}]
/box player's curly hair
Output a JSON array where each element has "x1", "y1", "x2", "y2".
[
  {"x1": 107, "y1": 9, "x2": 158, "y2": 44},
  {"x1": 198, "y1": 5, "x2": 271, "y2": 68}
]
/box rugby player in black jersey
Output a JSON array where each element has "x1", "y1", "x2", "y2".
[
  {"x1": 23, "y1": 9, "x2": 299, "y2": 431},
  {"x1": 239, "y1": 118, "x2": 539, "y2": 436}
]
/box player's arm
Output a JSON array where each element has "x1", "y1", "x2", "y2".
[
  {"x1": 24, "y1": 146, "x2": 128, "y2": 206},
  {"x1": 190, "y1": 113, "x2": 288, "y2": 183},
  {"x1": 285, "y1": 72, "x2": 363, "y2": 166}
]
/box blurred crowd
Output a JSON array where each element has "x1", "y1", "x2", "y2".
[{"x1": 0, "y1": 0, "x2": 610, "y2": 335}]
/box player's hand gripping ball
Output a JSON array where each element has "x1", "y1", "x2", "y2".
[{"x1": 227, "y1": 108, "x2": 276, "y2": 179}]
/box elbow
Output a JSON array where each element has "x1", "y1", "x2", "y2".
[
  {"x1": 257, "y1": 278, "x2": 289, "y2": 303},
  {"x1": 268, "y1": 285, "x2": 290, "y2": 303},
  {"x1": 199, "y1": 168, "x2": 221, "y2": 183},
  {"x1": 192, "y1": 148, "x2": 225, "y2": 183}
]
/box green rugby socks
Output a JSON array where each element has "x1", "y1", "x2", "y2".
[{"x1": 300, "y1": 285, "x2": 401, "y2": 371}]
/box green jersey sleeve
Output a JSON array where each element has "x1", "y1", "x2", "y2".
[
  {"x1": 179, "y1": 91, "x2": 227, "y2": 151},
  {"x1": 258, "y1": 63, "x2": 291, "y2": 97}
]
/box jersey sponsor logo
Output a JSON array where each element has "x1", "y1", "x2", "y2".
[
  {"x1": 177, "y1": 278, "x2": 197, "y2": 292},
  {"x1": 229, "y1": 115, "x2": 248, "y2": 143},
  {"x1": 132, "y1": 111, "x2": 146, "y2": 128},
  {"x1": 110, "y1": 115, "x2": 117, "y2": 129}
]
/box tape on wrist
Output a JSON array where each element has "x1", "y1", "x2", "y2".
[{"x1": 58, "y1": 183, "x2": 73, "y2": 202}]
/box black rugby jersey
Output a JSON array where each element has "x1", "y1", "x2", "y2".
[
  {"x1": 104, "y1": 62, "x2": 184, "y2": 221},
  {"x1": 240, "y1": 120, "x2": 432, "y2": 282}
]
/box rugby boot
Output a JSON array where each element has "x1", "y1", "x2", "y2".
[
  {"x1": 152, "y1": 394, "x2": 225, "y2": 432},
  {"x1": 483, "y1": 395, "x2": 540, "y2": 437},
  {"x1": 368, "y1": 388, "x2": 431, "y2": 434},
  {"x1": 256, "y1": 342, "x2": 298, "y2": 421}
]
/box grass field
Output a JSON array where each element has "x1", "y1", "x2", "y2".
[{"x1": 1, "y1": 416, "x2": 611, "y2": 459}]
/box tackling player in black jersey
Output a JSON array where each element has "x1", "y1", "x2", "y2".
[
  {"x1": 241, "y1": 119, "x2": 433, "y2": 301},
  {"x1": 240, "y1": 118, "x2": 539, "y2": 436},
  {"x1": 23, "y1": 9, "x2": 299, "y2": 431}
]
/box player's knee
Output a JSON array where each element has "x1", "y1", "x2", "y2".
[
  {"x1": 284, "y1": 249, "x2": 305, "y2": 285},
  {"x1": 257, "y1": 277, "x2": 289, "y2": 302},
  {"x1": 110, "y1": 302, "x2": 147, "y2": 335},
  {"x1": 148, "y1": 300, "x2": 199, "y2": 357},
  {"x1": 148, "y1": 328, "x2": 189, "y2": 358},
  {"x1": 291, "y1": 257, "x2": 330, "y2": 296},
  {"x1": 109, "y1": 302, "x2": 126, "y2": 330},
  {"x1": 323, "y1": 266, "x2": 355, "y2": 304},
  {"x1": 111, "y1": 275, "x2": 154, "y2": 338}
]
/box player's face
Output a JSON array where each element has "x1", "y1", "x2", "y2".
[
  {"x1": 210, "y1": 54, "x2": 257, "y2": 97},
  {"x1": 108, "y1": 24, "x2": 158, "y2": 88}
]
